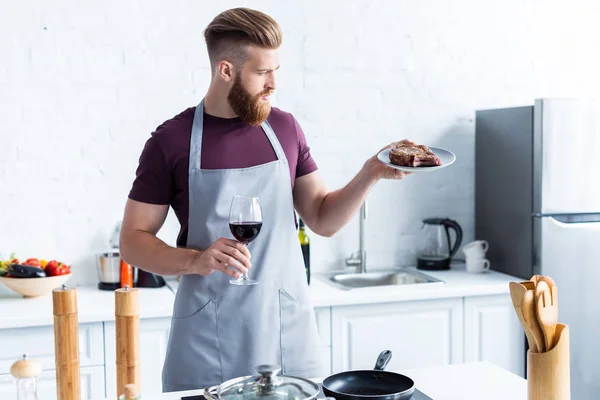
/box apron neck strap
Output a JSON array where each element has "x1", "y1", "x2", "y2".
[
  {"x1": 260, "y1": 120, "x2": 286, "y2": 161},
  {"x1": 190, "y1": 99, "x2": 286, "y2": 171}
]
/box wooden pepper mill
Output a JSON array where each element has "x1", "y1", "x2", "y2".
[
  {"x1": 52, "y1": 284, "x2": 81, "y2": 400},
  {"x1": 115, "y1": 285, "x2": 141, "y2": 397}
]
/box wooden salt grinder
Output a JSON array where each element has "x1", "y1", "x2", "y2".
[
  {"x1": 52, "y1": 284, "x2": 81, "y2": 400},
  {"x1": 115, "y1": 285, "x2": 141, "y2": 397}
]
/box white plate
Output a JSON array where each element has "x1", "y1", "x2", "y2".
[{"x1": 377, "y1": 146, "x2": 456, "y2": 172}]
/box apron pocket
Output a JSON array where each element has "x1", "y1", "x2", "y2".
[
  {"x1": 279, "y1": 289, "x2": 324, "y2": 377},
  {"x1": 163, "y1": 297, "x2": 222, "y2": 389}
]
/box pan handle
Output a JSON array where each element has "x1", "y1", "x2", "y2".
[{"x1": 373, "y1": 350, "x2": 392, "y2": 371}]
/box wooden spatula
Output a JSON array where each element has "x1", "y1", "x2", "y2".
[
  {"x1": 535, "y1": 280, "x2": 559, "y2": 351},
  {"x1": 520, "y1": 280, "x2": 535, "y2": 290},
  {"x1": 530, "y1": 275, "x2": 543, "y2": 286},
  {"x1": 540, "y1": 275, "x2": 557, "y2": 294},
  {"x1": 509, "y1": 282, "x2": 539, "y2": 352},
  {"x1": 521, "y1": 288, "x2": 546, "y2": 352}
]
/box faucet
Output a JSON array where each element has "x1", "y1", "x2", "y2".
[{"x1": 345, "y1": 200, "x2": 367, "y2": 273}]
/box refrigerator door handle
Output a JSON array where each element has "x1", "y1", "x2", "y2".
[{"x1": 533, "y1": 213, "x2": 600, "y2": 224}]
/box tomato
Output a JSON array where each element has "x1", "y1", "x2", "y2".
[
  {"x1": 23, "y1": 258, "x2": 41, "y2": 267},
  {"x1": 45, "y1": 260, "x2": 70, "y2": 276},
  {"x1": 55, "y1": 266, "x2": 69, "y2": 275}
]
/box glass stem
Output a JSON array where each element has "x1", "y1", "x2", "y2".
[{"x1": 241, "y1": 243, "x2": 249, "y2": 280}]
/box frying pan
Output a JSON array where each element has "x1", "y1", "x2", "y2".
[{"x1": 322, "y1": 350, "x2": 415, "y2": 400}]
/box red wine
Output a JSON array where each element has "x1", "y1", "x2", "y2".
[{"x1": 230, "y1": 222, "x2": 262, "y2": 244}]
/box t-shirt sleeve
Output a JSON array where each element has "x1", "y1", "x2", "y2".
[
  {"x1": 128, "y1": 136, "x2": 172, "y2": 205},
  {"x1": 294, "y1": 117, "x2": 318, "y2": 178}
]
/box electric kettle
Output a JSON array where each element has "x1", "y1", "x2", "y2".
[{"x1": 416, "y1": 218, "x2": 463, "y2": 270}]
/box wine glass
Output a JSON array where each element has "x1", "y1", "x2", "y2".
[{"x1": 229, "y1": 196, "x2": 263, "y2": 285}]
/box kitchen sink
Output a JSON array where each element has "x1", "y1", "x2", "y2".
[{"x1": 317, "y1": 268, "x2": 444, "y2": 290}]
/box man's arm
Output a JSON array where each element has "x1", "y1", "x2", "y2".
[
  {"x1": 293, "y1": 145, "x2": 409, "y2": 237},
  {"x1": 119, "y1": 199, "x2": 252, "y2": 278},
  {"x1": 119, "y1": 199, "x2": 199, "y2": 275}
]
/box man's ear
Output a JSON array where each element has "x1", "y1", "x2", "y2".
[{"x1": 218, "y1": 60, "x2": 234, "y2": 82}]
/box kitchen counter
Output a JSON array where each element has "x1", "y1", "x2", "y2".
[
  {"x1": 0, "y1": 285, "x2": 175, "y2": 329},
  {"x1": 0, "y1": 266, "x2": 520, "y2": 329},
  {"x1": 307, "y1": 266, "x2": 520, "y2": 307},
  {"x1": 142, "y1": 361, "x2": 527, "y2": 400}
]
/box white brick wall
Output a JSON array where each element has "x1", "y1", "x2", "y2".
[{"x1": 1, "y1": 0, "x2": 599, "y2": 285}]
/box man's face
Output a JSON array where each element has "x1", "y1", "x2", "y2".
[{"x1": 227, "y1": 47, "x2": 279, "y2": 126}]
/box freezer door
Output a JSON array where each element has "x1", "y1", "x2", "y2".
[
  {"x1": 534, "y1": 98, "x2": 600, "y2": 214},
  {"x1": 537, "y1": 216, "x2": 600, "y2": 399}
]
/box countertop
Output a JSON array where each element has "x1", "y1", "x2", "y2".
[
  {"x1": 0, "y1": 266, "x2": 521, "y2": 329},
  {"x1": 143, "y1": 361, "x2": 527, "y2": 400},
  {"x1": 0, "y1": 285, "x2": 176, "y2": 329},
  {"x1": 307, "y1": 266, "x2": 520, "y2": 307}
]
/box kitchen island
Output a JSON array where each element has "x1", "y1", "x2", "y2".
[{"x1": 144, "y1": 361, "x2": 527, "y2": 400}]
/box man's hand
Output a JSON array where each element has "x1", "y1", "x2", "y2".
[
  {"x1": 292, "y1": 139, "x2": 414, "y2": 238},
  {"x1": 192, "y1": 238, "x2": 252, "y2": 279},
  {"x1": 364, "y1": 140, "x2": 415, "y2": 181}
]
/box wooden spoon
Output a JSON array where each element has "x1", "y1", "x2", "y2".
[
  {"x1": 509, "y1": 282, "x2": 538, "y2": 352},
  {"x1": 521, "y1": 288, "x2": 546, "y2": 352},
  {"x1": 535, "y1": 280, "x2": 559, "y2": 351}
]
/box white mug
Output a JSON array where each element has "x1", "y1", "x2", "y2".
[
  {"x1": 462, "y1": 240, "x2": 489, "y2": 259},
  {"x1": 466, "y1": 257, "x2": 490, "y2": 273}
]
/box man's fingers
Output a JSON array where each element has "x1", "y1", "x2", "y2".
[
  {"x1": 214, "y1": 262, "x2": 241, "y2": 279},
  {"x1": 221, "y1": 238, "x2": 252, "y2": 259},
  {"x1": 220, "y1": 244, "x2": 252, "y2": 271},
  {"x1": 213, "y1": 252, "x2": 249, "y2": 276}
]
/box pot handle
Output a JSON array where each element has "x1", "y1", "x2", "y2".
[
  {"x1": 203, "y1": 385, "x2": 219, "y2": 400},
  {"x1": 373, "y1": 350, "x2": 392, "y2": 371}
]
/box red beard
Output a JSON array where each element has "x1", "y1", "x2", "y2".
[{"x1": 227, "y1": 75, "x2": 272, "y2": 126}]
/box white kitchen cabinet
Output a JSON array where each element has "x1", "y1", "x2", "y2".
[
  {"x1": 104, "y1": 317, "x2": 171, "y2": 399},
  {"x1": 331, "y1": 298, "x2": 463, "y2": 373},
  {"x1": 0, "y1": 322, "x2": 104, "y2": 372},
  {"x1": 314, "y1": 307, "x2": 332, "y2": 374},
  {"x1": 464, "y1": 294, "x2": 525, "y2": 377},
  {"x1": 0, "y1": 366, "x2": 105, "y2": 400}
]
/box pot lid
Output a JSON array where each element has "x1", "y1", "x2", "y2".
[{"x1": 217, "y1": 365, "x2": 319, "y2": 400}]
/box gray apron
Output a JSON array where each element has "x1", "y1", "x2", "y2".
[{"x1": 161, "y1": 100, "x2": 324, "y2": 392}]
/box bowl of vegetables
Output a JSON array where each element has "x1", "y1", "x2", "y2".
[{"x1": 0, "y1": 255, "x2": 72, "y2": 298}]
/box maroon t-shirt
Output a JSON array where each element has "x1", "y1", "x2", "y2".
[{"x1": 128, "y1": 106, "x2": 318, "y2": 247}]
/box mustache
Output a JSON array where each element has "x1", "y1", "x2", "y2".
[{"x1": 256, "y1": 89, "x2": 274, "y2": 98}]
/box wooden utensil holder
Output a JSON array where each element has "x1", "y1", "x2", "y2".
[
  {"x1": 115, "y1": 286, "x2": 141, "y2": 398},
  {"x1": 527, "y1": 323, "x2": 570, "y2": 400},
  {"x1": 52, "y1": 285, "x2": 81, "y2": 400}
]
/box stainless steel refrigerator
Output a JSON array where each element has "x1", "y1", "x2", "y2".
[{"x1": 475, "y1": 98, "x2": 600, "y2": 397}]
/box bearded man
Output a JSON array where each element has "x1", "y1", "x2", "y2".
[{"x1": 119, "y1": 7, "x2": 409, "y2": 392}]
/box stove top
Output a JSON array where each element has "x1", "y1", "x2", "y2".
[
  {"x1": 408, "y1": 388, "x2": 434, "y2": 400},
  {"x1": 180, "y1": 384, "x2": 433, "y2": 400}
]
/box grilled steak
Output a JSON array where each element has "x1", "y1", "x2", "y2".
[{"x1": 389, "y1": 140, "x2": 441, "y2": 167}]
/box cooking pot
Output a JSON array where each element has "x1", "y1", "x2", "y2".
[{"x1": 203, "y1": 365, "x2": 320, "y2": 400}]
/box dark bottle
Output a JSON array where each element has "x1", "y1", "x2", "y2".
[{"x1": 298, "y1": 218, "x2": 310, "y2": 285}]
